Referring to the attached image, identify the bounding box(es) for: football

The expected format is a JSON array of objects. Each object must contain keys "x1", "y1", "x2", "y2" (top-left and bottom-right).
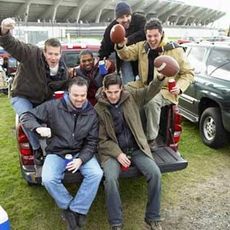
[
  {"x1": 110, "y1": 24, "x2": 125, "y2": 44},
  {"x1": 154, "y1": 55, "x2": 180, "y2": 77}
]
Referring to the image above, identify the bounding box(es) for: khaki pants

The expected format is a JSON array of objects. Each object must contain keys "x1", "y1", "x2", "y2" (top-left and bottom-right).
[
  {"x1": 0, "y1": 69, "x2": 6, "y2": 88},
  {"x1": 143, "y1": 92, "x2": 172, "y2": 140}
]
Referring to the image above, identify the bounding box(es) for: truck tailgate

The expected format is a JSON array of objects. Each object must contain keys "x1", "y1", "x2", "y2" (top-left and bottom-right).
[
  {"x1": 153, "y1": 147, "x2": 188, "y2": 173},
  {"x1": 120, "y1": 147, "x2": 188, "y2": 178}
]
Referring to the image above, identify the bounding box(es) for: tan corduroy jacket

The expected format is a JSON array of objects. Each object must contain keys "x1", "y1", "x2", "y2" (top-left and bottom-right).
[{"x1": 116, "y1": 38, "x2": 194, "y2": 104}]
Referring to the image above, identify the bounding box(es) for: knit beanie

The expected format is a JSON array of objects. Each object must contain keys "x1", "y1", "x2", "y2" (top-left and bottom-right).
[{"x1": 115, "y1": 2, "x2": 132, "y2": 18}]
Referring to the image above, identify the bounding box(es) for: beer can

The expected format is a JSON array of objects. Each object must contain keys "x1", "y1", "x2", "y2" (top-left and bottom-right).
[
  {"x1": 65, "y1": 154, "x2": 73, "y2": 165},
  {"x1": 168, "y1": 79, "x2": 176, "y2": 92},
  {"x1": 99, "y1": 60, "x2": 108, "y2": 75}
]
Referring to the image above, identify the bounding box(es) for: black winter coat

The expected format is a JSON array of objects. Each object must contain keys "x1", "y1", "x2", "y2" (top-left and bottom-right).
[{"x1": 20, "y1": 96, "x2": 99, "y2": 163}]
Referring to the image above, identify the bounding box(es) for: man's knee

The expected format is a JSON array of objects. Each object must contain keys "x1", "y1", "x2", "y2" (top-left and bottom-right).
[
  {"x1": 104, "y1": 169, "x2": 119, "y2": 181},
  {"x1": 144, "y1": 98, "x2": 161, "y2": 113},
  {"x1": 42, "y1": 172, "x2": 61, "y2": 186},
  {"x1": 145, "y1": 162, "x2": 161, "y2": 180},
  {"x1": 103, "y1": 166, "x2": 119, "y2": 188},
  {"x1": 93, "y1": 167, "x2": 103, "y2": 181}
]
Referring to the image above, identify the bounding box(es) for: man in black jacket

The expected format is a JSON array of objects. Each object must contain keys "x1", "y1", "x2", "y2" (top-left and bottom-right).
[
  {"x1": 20, "y1": 77, "x2": 103, "y2": 230},
  {"x1": 98, "y1": 1, "x2": 146, "y2": 84}
]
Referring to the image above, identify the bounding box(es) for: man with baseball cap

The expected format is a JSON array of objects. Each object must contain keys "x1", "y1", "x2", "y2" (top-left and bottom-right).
[{"x1": 98, "y1": 1, "x2": 146, "y2": 84}]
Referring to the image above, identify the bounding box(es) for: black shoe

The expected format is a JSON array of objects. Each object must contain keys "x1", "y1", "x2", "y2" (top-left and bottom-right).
[
  {"x1": 74, "y1": 212, "x2": 87, "y2": 228},
  {"x1": 61, "y1": 209, "x2": 77, "y2": 230},
  {"x1": 33, "y1": 148, "x2": 44, "y2": 166}
]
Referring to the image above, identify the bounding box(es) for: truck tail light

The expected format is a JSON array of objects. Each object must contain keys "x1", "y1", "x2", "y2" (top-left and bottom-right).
[
  {"x1": 17, "y1": 125, "x2": 34, "y2": 165},
  {"x1": 169, "y1": 105, "x2": 183, "y2": 151},
  {"x1": 173, "y1": 124, "x2": 182, "y2": 143}
]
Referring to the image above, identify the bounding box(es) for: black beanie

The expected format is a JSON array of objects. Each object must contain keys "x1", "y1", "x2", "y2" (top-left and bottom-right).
[{"x1": 115, "y1": 2, "x2": 132, "y2": 18}]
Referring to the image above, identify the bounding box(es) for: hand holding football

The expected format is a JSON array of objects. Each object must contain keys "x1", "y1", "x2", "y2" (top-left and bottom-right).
[
  {"x1": 110, "y1": 24, "x2": 125, "y2": 44},
  {"x1": 154, "y1": 55, "x2": 180, "y2": 77}
]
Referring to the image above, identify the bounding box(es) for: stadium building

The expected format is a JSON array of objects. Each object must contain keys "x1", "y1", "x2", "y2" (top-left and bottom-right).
[{"x1": 0, "y1": 0, "x2": 227, "y2": 44}]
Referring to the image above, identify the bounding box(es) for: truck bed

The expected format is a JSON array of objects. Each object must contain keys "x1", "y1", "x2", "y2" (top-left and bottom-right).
[{"x1": 21, "y1": 146, "x2": 188, "y2": 185}]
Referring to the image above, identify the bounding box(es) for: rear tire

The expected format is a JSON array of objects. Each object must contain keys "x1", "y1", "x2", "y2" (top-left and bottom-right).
[{"x1": 199, "y1": 107, "x2": 227, "y2": 148}]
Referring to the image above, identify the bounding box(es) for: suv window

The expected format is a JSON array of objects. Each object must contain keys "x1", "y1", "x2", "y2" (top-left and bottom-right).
[
  {"x1": 62, "y1": 52, "x2": 79, "y2": 68},
  {"x1": 187, "y1": 46, "x2": 206, "y2": 73},
  {"x1": 207, "y1": 48, "x2": 230, "y2": 80}
]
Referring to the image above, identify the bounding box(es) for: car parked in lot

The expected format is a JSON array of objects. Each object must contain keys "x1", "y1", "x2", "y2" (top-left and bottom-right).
[
  {"x1": 16, "y1": 104, "x2": 187, "y2": 185},
  {"x1": 0, "y1": 46, "x2": 18, "y2": 74},
  {"x1": 179, "y1": 42, "x2": 230, "y2": 148}
]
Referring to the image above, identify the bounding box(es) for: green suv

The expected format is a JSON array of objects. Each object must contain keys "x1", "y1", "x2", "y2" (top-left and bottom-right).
[{"x1": 179, "y1": 42, "x2": 230, "y2": 148}]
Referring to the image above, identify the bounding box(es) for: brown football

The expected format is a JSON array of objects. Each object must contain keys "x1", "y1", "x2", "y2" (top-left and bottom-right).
[
  {"x1": 154, "y1": 55, "x2": 180, "y2": 77},
  {"x1": 110, "y1": 24, "x2": 125, "y2": 44}
]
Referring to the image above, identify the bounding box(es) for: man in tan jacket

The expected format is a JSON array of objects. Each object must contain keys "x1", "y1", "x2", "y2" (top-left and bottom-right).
[{"x1": 116, "y1": 18, "x2": 194, "y2": 150}]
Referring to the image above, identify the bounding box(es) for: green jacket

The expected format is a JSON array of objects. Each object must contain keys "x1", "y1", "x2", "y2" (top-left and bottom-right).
[
  {"x1": 95, "y1": 78, "x2": 163, "y2": 165},
  {"x1": 116, "y1": 38, "x2": 194, "y2": 104}
]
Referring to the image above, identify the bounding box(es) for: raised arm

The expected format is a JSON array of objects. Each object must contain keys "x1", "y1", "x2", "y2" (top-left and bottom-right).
[{"x1": 0, "y1": 18, "x2": 40, "y2": 62}]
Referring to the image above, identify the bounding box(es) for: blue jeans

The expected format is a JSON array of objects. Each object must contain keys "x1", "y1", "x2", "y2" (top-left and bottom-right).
[
  {"x1": 42, "y1": 154, "x2": 103, "y2": 214},
  {"x1": 103, "y1": 150, "x2": 161, "y2": 226},
  {"x1": 11, "y1": 96, "x2": 40, "y2": 150},
  {"x1": 120, "y1": 61, "x2": 135, "y2": 84}
]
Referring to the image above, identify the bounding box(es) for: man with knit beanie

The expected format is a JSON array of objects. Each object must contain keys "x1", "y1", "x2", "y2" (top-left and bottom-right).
[{"x1": 98, "y1": 1, "x2": 146, "y2": 84}]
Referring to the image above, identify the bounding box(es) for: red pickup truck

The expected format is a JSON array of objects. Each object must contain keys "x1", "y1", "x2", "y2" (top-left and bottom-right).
[
  {"x1": 16, "y1": 104, "x2": 187, "y2": 185},
  {"x1": 15, "y1": 40, "x2": 187, "y2": 185}
]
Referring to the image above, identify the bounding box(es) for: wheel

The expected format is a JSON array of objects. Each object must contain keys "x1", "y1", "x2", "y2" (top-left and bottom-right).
[{"x1": 199, "y1": 107, "x2": 228, "y2": 148}]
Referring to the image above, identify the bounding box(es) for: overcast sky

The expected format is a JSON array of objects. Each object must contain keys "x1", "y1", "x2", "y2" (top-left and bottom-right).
[{"x1": 181, "y1": 0, "x2": 230, "y2": 28}]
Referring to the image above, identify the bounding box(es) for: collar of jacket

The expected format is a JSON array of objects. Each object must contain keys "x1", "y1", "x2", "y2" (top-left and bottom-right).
[
  {"x1": 78, "y1": 64, "x2": 99, "y2": 78},
  {"x1": 57, "y1": 93, "x2": 94, "y2": 114},
  {"x1": 96, "y1": 87, "x2": 130, "y2": 106},
  {"x1": 142, "y1": 35, "x2": 169, "y2": 54}
]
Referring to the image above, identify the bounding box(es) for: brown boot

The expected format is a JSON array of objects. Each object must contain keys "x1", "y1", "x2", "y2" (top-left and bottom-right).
[{"x1": 145, "y1": 220, "x2": 162, "y2": 230}]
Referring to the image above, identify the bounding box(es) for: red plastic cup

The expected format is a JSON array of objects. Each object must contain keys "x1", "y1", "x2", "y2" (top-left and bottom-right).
[
  {"x1": 120, "y1": 164, "x2": 129, "y2": 171},
  {"x1": 168, "y1": 79, "x2": 176, "y2": 92},
  {"x1": 54, "y1": 91, "x2": 64, "y2": 99}
]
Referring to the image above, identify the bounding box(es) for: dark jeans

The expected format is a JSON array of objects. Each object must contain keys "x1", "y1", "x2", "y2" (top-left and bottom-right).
[{"x1": 103, "y1": 149, "x2": 161, "y2": 226}]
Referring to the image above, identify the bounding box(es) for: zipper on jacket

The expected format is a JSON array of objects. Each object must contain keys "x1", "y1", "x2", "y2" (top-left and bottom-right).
[{"x1": 72, "y1": 113, "x2": 78, "y2": 138}]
